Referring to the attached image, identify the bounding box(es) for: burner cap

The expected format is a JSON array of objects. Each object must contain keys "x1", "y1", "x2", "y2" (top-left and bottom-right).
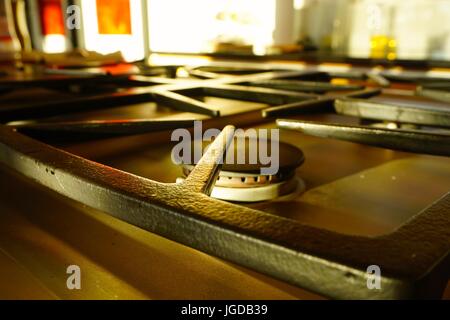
[
  {"x1": 179, "y1": 136, "x2": 305, "y2": 202},
  {"x1": 184, "y1": 136, "x2": 305, "y2": 174}
]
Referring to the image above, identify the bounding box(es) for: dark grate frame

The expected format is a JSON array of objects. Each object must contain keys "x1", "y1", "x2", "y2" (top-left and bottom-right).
[{"x1": 0, "y1": 64, "x2": 448, "y2": 299}]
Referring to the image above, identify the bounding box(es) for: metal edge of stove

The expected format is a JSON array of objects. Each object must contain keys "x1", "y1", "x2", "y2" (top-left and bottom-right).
[{"x1": 0, "y1": 124, "x2": 449, "y2": 300}]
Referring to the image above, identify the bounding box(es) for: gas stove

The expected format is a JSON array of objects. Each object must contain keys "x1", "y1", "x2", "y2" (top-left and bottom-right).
[{"x1": 0, "y1": 59, "x2": 449, "y2": 299}]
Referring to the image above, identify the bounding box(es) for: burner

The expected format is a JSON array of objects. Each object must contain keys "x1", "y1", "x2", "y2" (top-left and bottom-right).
[{"x1": 178, "y1": 136, "x2": 305, "y2": 202}]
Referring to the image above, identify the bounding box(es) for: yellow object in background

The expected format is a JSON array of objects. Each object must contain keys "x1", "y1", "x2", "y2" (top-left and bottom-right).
[{"x1": 370, "y1": 35, "x2": 396, "y2": 60}]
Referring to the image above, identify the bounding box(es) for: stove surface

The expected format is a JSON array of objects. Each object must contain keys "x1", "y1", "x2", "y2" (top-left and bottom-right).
[{"x1": 0, "y1": 59, "x2": 449, "y2": 299}]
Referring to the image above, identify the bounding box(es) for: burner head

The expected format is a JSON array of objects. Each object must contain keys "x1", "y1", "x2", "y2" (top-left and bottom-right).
[
  {"x1": 184, "y1": 135, "x2": 305, "y2": 173},
  {"x1": 179, "y1": 136, "x2": 305, "y2": 202}
]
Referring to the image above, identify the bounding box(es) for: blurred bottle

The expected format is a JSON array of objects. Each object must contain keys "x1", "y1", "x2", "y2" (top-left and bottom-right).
[
  {"x1": 7, "y1": 0, "x2": 33, "y2": 52},
  {"x1": 5, "y1": 0, "x2": 70, "y2": 54},
  {"x1": 366, "y1": 1, "x2": 396, "y2": 60},
  {"x1": 331, "y1": 0, "x2": 351, "y2": 56},
  {"x1": 0, "y1": 1, "x2": 21, "y2": 54}
]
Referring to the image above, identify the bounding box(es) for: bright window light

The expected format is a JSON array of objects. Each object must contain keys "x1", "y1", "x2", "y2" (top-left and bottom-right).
[
  {"x1": 42, "y1": 34, "x2": 66, "y2": 53},
  {"x1": 147, "y1": 0, "x2": 275, "y2": 55},
  {"x1": 80, "y1": 0, "x2": 144, "y2": 62}
]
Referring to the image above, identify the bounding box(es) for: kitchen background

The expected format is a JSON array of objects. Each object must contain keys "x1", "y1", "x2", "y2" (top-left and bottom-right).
[{"x1": 0, "y1": 0, "x2": 449, "y2": 62}]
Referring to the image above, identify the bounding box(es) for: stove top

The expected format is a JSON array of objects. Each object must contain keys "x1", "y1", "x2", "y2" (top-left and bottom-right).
[{"x1": 0, "y1": 60, "x2": 449, "y2": 299}]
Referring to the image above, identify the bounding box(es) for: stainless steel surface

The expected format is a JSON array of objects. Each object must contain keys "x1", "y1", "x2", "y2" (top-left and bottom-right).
[
  {"x1": 11, "y1": 119, "x2": 196, "y2": 137},
  {"x1": 247, "y1": 79, "x2": 364, "y2": 93},
  {"x1": 417, "y1": 86, "x2": 450, "y2": 104},
  {"x1": 276, "y1": 119, "x2": 450, "y2": 156},
  {"x1": 262, "y1": 88, "x2": 382, "y2": 118},
  {"x1": 335, "y1": 97, "x2": 450, "y2": 128}
]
